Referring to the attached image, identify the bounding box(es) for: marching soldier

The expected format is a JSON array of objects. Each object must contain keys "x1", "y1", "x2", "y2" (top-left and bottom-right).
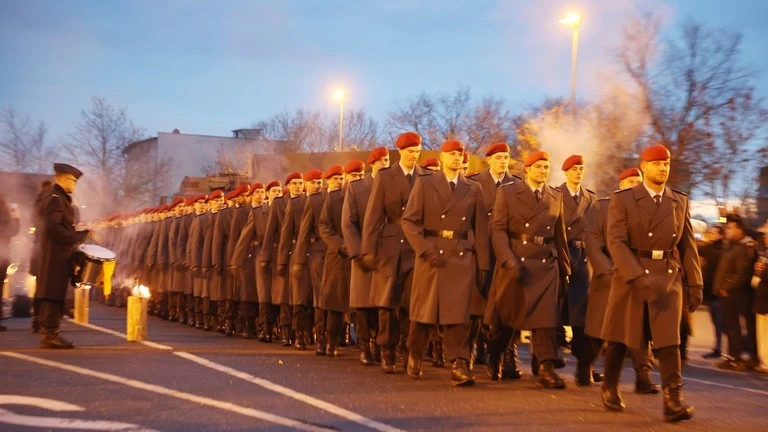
[
  {"x1": 230, "y1": 183, "x2": 267, "y2": 339},
  {"x1": 185, "y1": 195, "x2": 208, "y2": 328},
  {"x1": 166, "y1": 198, "x2": 186, "y2": 322},
  {"x1": 600, "y1": 145, "x2": 702, "y2": 422},
  {"x1": 361, "y1": 132, "x2": 427, "y2": 373},
  {"x1": 202, "y1": 190, "x2": 226, "y2": 331},
  {"x1": 316, "y1": 162, "x2": 362, "y2": 356},
  {"x1": 342, "y1": 147, "x2": 390, "y2": 365},
  {"x1": 260, "y1": 174, "x2": 299, "y2": 346},
  {"x1": 401, "y1": 140, "x2": 490, "y2": 386},
  {"x1": 584, "y1": 168, "x2": 660, "y2": 393},
  {"x1": 36, "y1": 163, "x2": 89, "y2": 348},
  {"x1": 557, "y1": 155, "x2": 599, "y2": 385},
  {"x1": 178, "y1": 196, "x2": 198, "y2": 325},
  {"x1": 484, "y1": 150, "x2": 571, "y2": 389},
  {"x1": 467, "y1": 142, "x2": 522, "y2": 378}
]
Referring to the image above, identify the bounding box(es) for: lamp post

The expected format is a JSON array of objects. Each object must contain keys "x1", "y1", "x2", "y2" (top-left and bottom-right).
[
  {"x1": 559, "y1": 12, "x2": 582, "y2": 116},
  {"x1": 333, "y1": 89, "x2": 345, "y2": 150}
]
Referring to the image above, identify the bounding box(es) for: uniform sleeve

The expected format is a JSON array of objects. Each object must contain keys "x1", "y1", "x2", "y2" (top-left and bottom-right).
[
  {"x1": 211, "y1": 212, "x2": 228, "y2": 267},
  {"x1": 606, "y1": 194, "x2": 644, "y2": 282},
  {"x1": 489, "y1": 187, "x2": 518, "y2": 267},
  {"x1": 361, "y1": 173, "x2": 386, "y2": 256},
  {"x1": 231, "y1": 212, "x2": 256, "y2": 267},
  {"x1": 277, "y1": 202, "x2": 296, "y2": 266},
  {"x1": 553, "y1": 196, "x2": 571, "y2": 277},
  {"x1": 341, "y1": 185, "x2": 362, "y2": 257},
  {"x1": 677, "y1": 198, "x2": 704, "y2": 289},
  {"x1": 258, "y1": 204, "x2": 278, "y2": 263},
  {"x1": 473, "y1": 186, "x2": 491, "y2": 271},
  {"x1": 401, "y1": 176, "x2": 431, "y2": 257},
  {"x1": 293, "y1": 198, "x2": 314, "y2": 265},
  {"x1": 319, "y1": 194, "x2": 344, "y2": 253},
  {"x1": 585, "y1": 203, "x2": 612, "y2": 276},
  {"x1": 44, "y1": 196, "x2": 83, "y2": 246}
]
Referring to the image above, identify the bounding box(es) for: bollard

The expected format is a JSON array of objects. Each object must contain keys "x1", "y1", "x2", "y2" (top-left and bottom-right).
[
  {"x1": 73, "y1": 286, "x2": 90, "y2": 324},
  {"x1": 126, "y1": 295, "x2": 148, "y2": 341}
]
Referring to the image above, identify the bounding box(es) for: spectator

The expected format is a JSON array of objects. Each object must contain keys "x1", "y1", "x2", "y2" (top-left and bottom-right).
[
  {"x1": 699, "y1": 225, "x2": 726, "y2": 358},
  {"x1": 752, "y1": 230, "x2": 768, "y2": 373}
]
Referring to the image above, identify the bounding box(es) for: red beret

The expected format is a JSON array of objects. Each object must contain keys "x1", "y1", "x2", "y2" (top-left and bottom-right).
[
  {"x1": 395, "y1": 131, "x2": 422, "y2": 150},
  {"x1": 285, "y1": 172, "x2": 302, "y2": 184},
  {"x1": 303, "y1": 169, "x2": 324, "y2": 182},
  {"x1": 344, "y1": 160, "x2": 364, "y2": 173},
  {"x1": 156, "y1": 205, "x2": 170, "y2": 213},
  {"x1": 421, "y1": 158, "x2": 439, "y2": 169},
  {"x1": 618, "y1": 167, "x2": 642, "y2": 181},
  {"x1": 207, "y1": 190, "x2": 223, "y2": 201},
  {"x1": 170, "y1": 197, "x2": 185, "y2": 208},
  {"x1": 367, "y1": 147, "x2": 389, "y2": 164},
  {"x1": 561, "y1": 155, "x2": 585, "y2": 171},
  {"x1": 641, "y1": 144, "x2": 671, "y2": 162},
  {"x1": 462, "y1": 152, "x2": 469, "y2": 163},
  {"x1": 226, "y1": 184, "x2": 249, "y2": 200},
  {"x1": 185, "y1": 195, "x2": 206, "y2": 206},
  {"x1": 266, "y1": 180, "x2": 281, "y2": 191},
  {"x1": 485, "y1": 142, "x2": 511, "y2": 157},
  {"x1": 524, "y1": 150, "x2": 550, "y2": 168},
  {"x1": 324, "y1": 165, "x2": 344, "y2": 179},
  {"x1": 250, "y1": 182, "x2": 265, "y2": 192},
  {"x1": 440, "y1": 139, "x2": 465, "y2": 153}
]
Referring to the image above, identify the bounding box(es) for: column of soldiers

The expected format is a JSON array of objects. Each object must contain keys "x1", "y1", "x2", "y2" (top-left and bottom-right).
[{"x1": 97, "y1": 134, "x2": 702, "y2": 422}]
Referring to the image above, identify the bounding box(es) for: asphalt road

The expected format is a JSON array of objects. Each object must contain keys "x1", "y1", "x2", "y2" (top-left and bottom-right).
[{"x1": 1, "y1": 303, "x2": 767, "y2": 432}]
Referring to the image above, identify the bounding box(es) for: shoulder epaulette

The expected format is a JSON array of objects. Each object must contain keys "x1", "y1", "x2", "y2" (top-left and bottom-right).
[
  {"x1": 500, "y1": 182, "x2": 515, "y2": 188},
  {"x1": 511, "y1": 174, "x2": 523, "y2": 180},
  {"x1": 670, "y1": 188, "x2": 688, "y2": 196},
  {"x1": 467, "y1": 172, "x2": 481, "y2": 180},
  {"x1": 378, "y1": 166, "x2": 393, "y2": 172},
  {"x1": 615, "y1": 188, "x2": 632, "y2": 194},
  {"x1": 584, "y1": 188, "x2": 597, "y2": 195},
  {"x1": 418, "y1": 171, "x2": 433, "y2": 177},
  {"x1": 549, "y1": 186, "x2": 563, "y2": 194},
  {"x1": 599, "y1": 196, "x2": 611, "y2": 201}
]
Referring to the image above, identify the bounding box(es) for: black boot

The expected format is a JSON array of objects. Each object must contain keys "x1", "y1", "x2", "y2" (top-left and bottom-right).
[
  {"x1": 40, "y1": 328, "x2": 74, "y2": 349},
  {"x1": 501, "y1": 345, "x2": 523, "y2": 380},
  {"x1": 407, "y1": 352, "x2": 423, "y2": 379},
  {"x1": 294, "y1": 330, "x2": 308, "y2": 350},
  {"x1": 451, "y1": 358, "x2": 475, "y2": 387},
  {"x1": 536, "y1": 361, "x2": 566, "y2": 389},
  {"x1": 663, "y1": 383, "x2": 693, "y2": 422},
  {"x1": 602, "y1": 343, "x2": 627, "y2": 412},
  {"x1": 381, "y1": 347, "x2": 397, "y2": 374},
  {"x1": 359, "y1": 340, "x2": 374, "y2": 366},
  {"x1": 372, "y1": 340, "x2": 382, "y2": 363},
  {"x1": 635, "y1": 366, "x2": 661, "y2": 394},
  {"x1": 203, "y1": 315, "x2": 213, "y2": 331},
  {"x1": 576, "y1": 363, "x2": 594, "y2": 387},
  {"x1": 280, "y1": 326, "x2": 293, "y2": 347},
  {"x1": 31, "y1": 316, "x2": 39, "y2": 333},
  {"x1": 316, "y1": 332, "x2": 328, "y2": 356},
  {"x1": 340, "y1": 323, "x2": 351, "y2": 347},
  {"x1": 475, "y1": 341, "x2": 489, "y2": 366},
  {"x1": 224, "y1": 319, "x2": 235, "y2": 337},
  {"x1": 486, "y1": 351, "x2": 503, "y2": 381},
  {"x1": 432, "y1": 338, "x2": 446, "y2": 368},
  {"x1": 326, "y1": 338, "x2": 339, "y2": 357},
  {"x1": 259, "y1": 323, "x2": 273, "y2": 343}
]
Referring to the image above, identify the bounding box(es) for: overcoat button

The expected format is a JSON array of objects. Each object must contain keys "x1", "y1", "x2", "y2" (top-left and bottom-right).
[
  {"x1": 439, "y1": 250, "x2": 444, "y2": 254},
  {"x1": 520, "y1": 257, "x2": 525, "y2": 262},
  {"x1": 542, "y1": 259, "x2": 546, "y2": 263},
  {"x1": 525, "y1": 223, "x2": 530, "y2": 227},
  {"x1": 648, "y1": 232, "x2": 653, "y2": 237},
  {"x1": 667, "y1": 269, "x2": 673, "y2": 274},
  {"x1": 645, "y1": 269, "x2": 650, "y2": 274}
]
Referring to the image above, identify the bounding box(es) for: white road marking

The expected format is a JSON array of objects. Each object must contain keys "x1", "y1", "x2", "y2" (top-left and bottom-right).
[
  {"x1": 0, "y1": 394, "x2": 156, "y2": 431},
  {"x1": 175, "y1": 351, "x2": 406, "y2": 432},
  {"x1": 0, "y1": 351, "x2": 335, "y2": 432},
  {"x1": 66, "y1": 317, "x2": 406, "y2": 432},
  {"x1": 64, "y1": 317, "x2": 173, "y2": 350}
]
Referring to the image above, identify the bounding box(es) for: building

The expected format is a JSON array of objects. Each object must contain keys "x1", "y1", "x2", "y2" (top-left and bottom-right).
[{"x1": 123, "y1": 129, "x2": 286, "y2": 205}]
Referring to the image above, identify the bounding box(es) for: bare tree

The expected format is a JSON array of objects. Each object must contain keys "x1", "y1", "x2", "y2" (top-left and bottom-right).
[
  {"x1": 253, "y1": 108, "x2": 326, "y2": 153},
  {"x1": 617, "y1": 14, "x2": 762, "y2": 192},
  {"x1": 327, "y1": 108, "x2": 381, "y2": 151},
  {"x1": 0, "y1": 106, "x2": 52, "y2": 172},
  {"x1": 466, "y1": 96, "x2": 514, "y2": 153},
  {"x1": 386, "y1": 87, "x2": 472, "y2": 149},
  {"x1": 66, "y1": 97, "x2": 146, "y2": 205}
]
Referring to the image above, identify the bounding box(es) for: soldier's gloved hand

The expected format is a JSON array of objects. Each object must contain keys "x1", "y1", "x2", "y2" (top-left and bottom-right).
[
  {"x1": 501, "y1": 260, "x2": 521, "y2": 280},
  {"x1": 630, "y1": 275, "x2": 662, "y2": 303},
  {"x1": 476, "y1": 270, "x2": 489, "y2": 289},
  {"x1": 685, "y1": 286, "x2": 703, "y2": 313},
  {"x1": 422, "y1": 249, "x2": 446, "y2": 268},
  {"x1": 276, "y1": 264, "x2": 287, "y2": 276},
  {"x1": 359, "y1": 254, "x2": 378, "y2": 272}
]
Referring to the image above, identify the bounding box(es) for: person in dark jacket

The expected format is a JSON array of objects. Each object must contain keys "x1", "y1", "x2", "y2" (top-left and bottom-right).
[
  {"x1": 0, "y1": 196, "x2": 21, "y2": 332},
  {"x1": 29, "y1": 180, "x2": 52, "y2": 332},
  {"x1": 714, "y1": 214, "x2": 758, "y2": 370},
  {"x1": 699, "y1": 225, "x2": 725, "y2": 358},
  {"x1": 752, "y1": 231, "x2": 768, "y2": 373},
  {"x1": 36, "y1": 163, "x2": 90, "y2": 348}
]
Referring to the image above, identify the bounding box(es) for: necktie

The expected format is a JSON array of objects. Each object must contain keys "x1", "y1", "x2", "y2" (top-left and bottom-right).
[
  {"x1": 406, "y1": 173, "x2": 413, "y2": 186},
  {"x1": 496, "y1": 180, "x2": 501, "y2": 187},
  {"x1": 654, "y1": 194, "x2": 661, "y2": 207},
  {"x1": 534, "y1": 190, "x2": 542, "y2": 202},
  {"x1": 450, "y1": 181, "x2": 456, "y2": 193}
]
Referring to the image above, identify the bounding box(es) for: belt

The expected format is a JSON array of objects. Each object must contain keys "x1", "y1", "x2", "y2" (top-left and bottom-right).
[
  {"x1": 511, "y1": 232, "x2": 552, "y2": 245},
  {"x1": 569, "y1": 240, "x2": 586, "y2": 249},
  {"x1": 632, "y1": 248, "x2": 672, "y2": 260},
  {"x1": 425, "y1": 229, "x2": 468, "y2": 240}
]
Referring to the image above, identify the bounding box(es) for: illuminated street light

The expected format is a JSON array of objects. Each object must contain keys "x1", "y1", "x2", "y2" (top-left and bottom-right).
[
  {"x1": 559, "y1": 12, "x2": 582, "y2": 115},
  {"x1": 333, "y1": 89, "x2": 345, "y2": 150}
]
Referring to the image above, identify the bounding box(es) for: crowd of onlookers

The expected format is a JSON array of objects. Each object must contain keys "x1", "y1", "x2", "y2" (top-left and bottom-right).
[{"x1": 695, "y1": 214, "x2": 768, "y2": 373}]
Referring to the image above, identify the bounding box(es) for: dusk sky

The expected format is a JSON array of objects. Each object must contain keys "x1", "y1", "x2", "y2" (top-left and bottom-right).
[{"x1": 1, "y1": 0, "x2": 767, "y2": 141}]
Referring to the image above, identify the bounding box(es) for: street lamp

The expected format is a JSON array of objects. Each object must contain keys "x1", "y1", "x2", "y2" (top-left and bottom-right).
[
  {"x1": 559, "y1": 12, "x2": 582, "y2": 116},
  {"x1": 333, "y1": 89, "x2": 345, "y2": 151}
]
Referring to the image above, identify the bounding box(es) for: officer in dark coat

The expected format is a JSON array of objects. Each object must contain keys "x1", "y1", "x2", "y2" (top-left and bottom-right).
[
  {"x1": 467, "y1": 142, "x2": 520, "y2": 377},
  {"x1": 600, "y1": 144, "x2": 703, "y2": 422},
  {"x1": 361, "y1": 132, "x2": 427, "y2": 373},
  {"x1": 484, "y1": 150, "x2": 571, "y2": 389},
  {"x1": 29, "y1": 180, "x2": 52, "y2": 332},
  {"x1": 584, "y1": 168, "x2": 660, "y2": 394},
  {"x1": 402, "y1": 140, "x2": 490, "y2": 386},
  {"x1": 557, "y1": 155, "x2": 598, "y2": 385},
  {"x1": 260, "y1": 175, "x2": 297, "y2": 346},
  {"x1": 342, "y1": 147, "x2": 390, "y2": 365},
  {"x1": 36, "y1": 163, "x2": 89, "y2": 348},
  {"x1": 317, "y1": 162, "x2": 362, "y2": 356},
  {"x1": 251, "y1": 181, "x2": 282, "y2": 341}
]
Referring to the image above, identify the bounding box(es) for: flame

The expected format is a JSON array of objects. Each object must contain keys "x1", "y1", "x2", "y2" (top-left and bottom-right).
[{"x1": 131, "y1": 284, "x2": 151, "y2": 298}]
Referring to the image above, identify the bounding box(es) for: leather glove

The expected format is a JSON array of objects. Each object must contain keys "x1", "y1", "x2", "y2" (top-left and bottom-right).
[
  {"x1": 501, "y1": 260, "x2": 521, "y2": 281},
  {"x1": 359, "y1": 254, "x2": 378, "y2": 272},
  {"x1": 685, "y1": 286, "x2": 703, "y2": 313},
  {"x1": 422, "y1": 249, "x2": 446, "y2": 268},
  {"x1": 630, "y1": 275, "x2": 662, "y2": 303},
  {"x1": 476, "y1": 270, "x2": 489, "y2": 290}
]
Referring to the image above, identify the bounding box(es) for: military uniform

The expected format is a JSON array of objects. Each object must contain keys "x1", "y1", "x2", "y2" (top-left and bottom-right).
[{"x1": 258, "y1": 195, "x2": 291, "y2": 343}]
